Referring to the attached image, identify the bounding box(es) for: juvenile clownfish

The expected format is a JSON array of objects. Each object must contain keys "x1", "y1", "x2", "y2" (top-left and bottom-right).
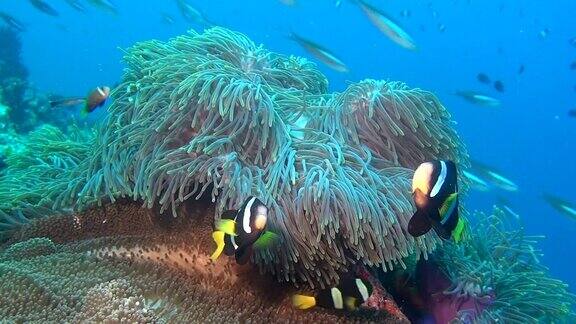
[
  {"x1": 408, "y1": 160, "x2": 466, "y2": 242},
  {"x1": 210, "y1": 197, "x2": 277, "y2": 265},
  {"x1": 292, "y1": 275, "x2": 373, "y2": 311}
]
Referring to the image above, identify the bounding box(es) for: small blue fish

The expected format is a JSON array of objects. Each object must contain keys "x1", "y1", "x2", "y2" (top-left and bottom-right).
[
  {"x1": 470, "y1": 160, "x2": 518, "y2": 192},
  {"x1": 462, "y1": 170, "x2": 490, "y2": 192},
  {"x1": 65, "y1": 0, "x2": 86, "y2": 12},
  {"x1": 176, "y1": 0, "x2": 212, "y2": 26},
  {"x1": 354, "y1": 0, "x2": 417, "y2": 50},
  {"x1": 289, "y1": 32, "x2": 349, "y2": 73},
  {"x1": 476, "y1": 73, "x2": 491, "y2": 84},
  {"x1": 493, "y1": 80, "x2": 505, "y2": 92},
  {"x1": 496, "y1": 197, "x2": 520, "y2": 220},
  {"x1": 543, "y1": 194, "x2": 576, "y2": 220},
  {"x1": 87, "y1": 0, "x2": 118, "y2": 15},
  {"x1": 29, "y1": 0, "x2": 59, "y2": 17},
  {"x1": 455, "y1": 91, "x2": 501, "y2": 107},
  {"x1": 0, "y1": 12, "x2": 26, "y2": 32}
]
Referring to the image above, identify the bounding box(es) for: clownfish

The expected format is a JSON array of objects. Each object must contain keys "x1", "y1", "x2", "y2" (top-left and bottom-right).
[
  {"x1": 408, "y1": 160, "x2": 466, "y2": 242},
  {"x1": 82, "y1": 86, "x2": 110, "y2": 117},
  {"x1": 210, "y1": 197, "x2": 278, "y2": 265},
  {"x1": 292, "y1": 275, "x2": 373, "y2": 311}
]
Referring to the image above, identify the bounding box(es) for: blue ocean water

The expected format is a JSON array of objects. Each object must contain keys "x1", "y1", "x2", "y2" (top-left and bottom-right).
[{"x1": 1, "y1": 0, "x2": 575, "y2": 296}]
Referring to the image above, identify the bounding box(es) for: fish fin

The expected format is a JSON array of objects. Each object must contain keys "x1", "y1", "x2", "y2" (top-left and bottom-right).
[
  {"x1": 235, "y1": 245, "x2": 253, "y2": 265},
  {"x1": 451, "y1": 217, "x2": 467, "y2": 243},
  {"x1": 80, "y1": 105, "x2": 89, "y2": 118},
  {"x1": 344, "y1": 297, "x2": 358, "y2": 311},
  {"x1": 439, "y1": 193, "x2": 458, "y2": 221},
  {"x1": 292, "y1": 294, "x2": 316, "y2": 310},
  {"x1": 252, "y1": 231, "x2": 279, "y2": 250},
  {"x1": 210, "y1": 231, "x2": 225, "y2": 261},
  {"x1": 408, "y1": 209, "x2": 433, "y2": 237},
  {"x1": 431, "y1": 220, "x2": 451, "y2": 240},
  {"x1": 223, "y1": 233, "x2": 236, "y2": 256},
  {"x1": 215, "y1": 219, "x2": 236, "y2": 236}
]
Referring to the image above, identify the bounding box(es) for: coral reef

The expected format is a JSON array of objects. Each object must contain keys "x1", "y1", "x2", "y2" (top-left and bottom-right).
[
  {"x1": 0, "y1": 27, "x2": 76, "y2": 134},
  {"x1": 0, "y1": 197, "x2": 407, "y2": 323},
  {"x1": 0, "y1": 26, "x2": 32, "y2": 132},
  {"x1": 430, "y1": 207, "x2": 575, "y2": 323},
  {"x1": 0, "y1": 27, "x2": 466, "y2": 288}
]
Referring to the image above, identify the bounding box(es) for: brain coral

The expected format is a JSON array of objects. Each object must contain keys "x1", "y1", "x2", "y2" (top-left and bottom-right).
[{"x1": 0, "y1": 27, "x2": 467, "y2": 287}]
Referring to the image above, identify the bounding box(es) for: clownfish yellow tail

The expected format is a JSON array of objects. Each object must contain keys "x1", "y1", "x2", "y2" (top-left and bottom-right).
[
  {"x1": 344, "y1": 297, "x2": 358, "y2": 311},
  {"x1": 292, "y1": 294, "x2": 316, "y2": 310},
  {"x1": 210, "y1": 230, "x2": 225, "y2": 261}
]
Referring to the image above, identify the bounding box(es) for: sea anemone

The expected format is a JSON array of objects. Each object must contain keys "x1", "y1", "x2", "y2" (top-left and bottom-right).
[
  {"x1": 431, "y1": 207, "x2": 575, "y2": 323},
  {"x1": 0, "y1": 27, "x2": 465, "y2": 287}
]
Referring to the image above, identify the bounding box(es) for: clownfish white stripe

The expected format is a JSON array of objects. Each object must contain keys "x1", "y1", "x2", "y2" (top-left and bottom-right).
[
  {"x1": 356, "y1": 279, "x2": 369, "y2": 301},
  {"x1": 331, "y1": 288, "x2": 343, "y2": 309},
  {"x1": 230, "y1": 234, "x2": 239, "y2": 250},
  {"x1": 96, "y1": 87, "x2": 106, "y2": 96},
  {"x1": 430, "y1": 161, "x2": 447, "y2": 198},
  {"x1": 243, "y1": 197, "x2": 257, "y2": 233}
]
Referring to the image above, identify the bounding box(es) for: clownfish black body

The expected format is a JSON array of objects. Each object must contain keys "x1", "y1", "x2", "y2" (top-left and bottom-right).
[
  {"x1": 292, "y1": 275, "x2": 373, "y2": 311},
  {"x1": 82, "y1": 86, "x2": 110, "y2": 117},
  {"x1": 408, "y1": 160, "x2": 466, "y2": 242},
  {"x1": 211, "y1": 197, "x2": 277, "y2": 265}
]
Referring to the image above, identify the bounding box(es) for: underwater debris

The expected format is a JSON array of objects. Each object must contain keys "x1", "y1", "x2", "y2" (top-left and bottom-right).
[{"x1": 0, "y1": 27, "x2": 465, "y2": 288}]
